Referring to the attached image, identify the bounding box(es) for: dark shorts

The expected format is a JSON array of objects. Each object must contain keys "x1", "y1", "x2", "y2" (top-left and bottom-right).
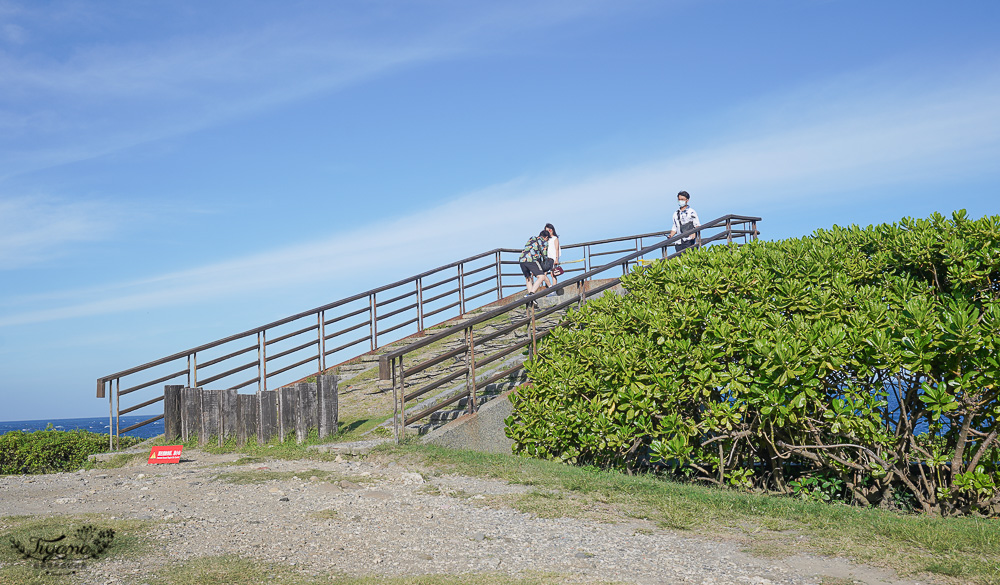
[
  {"x1": 675, "y1": 239, "x2": 696, "y2": 253},
  {"x1": 520, "y1": 261, "x2": 544, "y2": 278}
]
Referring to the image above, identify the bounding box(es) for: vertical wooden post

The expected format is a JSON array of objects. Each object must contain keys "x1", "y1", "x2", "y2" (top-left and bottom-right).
[
  {"x1": 192, "y1": 353, "x2": 199, "y2": 387},
  {"x1": 258, "y1": 390, "x2": 278, "y2": 444},
  {"x1": 181, "y1": 387, "x2": 202, "y2": 443},
  {"x1": 318, "y1": 311, "x2": 326, "y2": 373},
  {"x1": 107, "y1": 380, "x2": 114, "y2": 450},
  {"x1": 394, "y1": 357, "x2": 406, "y2": 444},
  {"x1": 278, "y1": 386, "x2": 297, "y2": 442},
  {"x1": 529, "y1": 302, "x2": 537, "y2": 359},
  {"x1": 237, "y1": 394, "x2": 258, "y2": 445},
  {"x1": 466, "y1": 326, "x2": 477, "y2": 415},
  {"x1": 164, "y1": 385, "x2": 183, "y2": 441},
  {"x1": 221, "y1": 388, "x2": 237, "y2": 445},
  {"x1": 458, "y1": 263, "x2": 466, "y2": 315},
  {"x1": 726, "y1": 218, "x2": 733, "y2": 244},
  {"x1": 495, "y1": 251, "x2": 502, "y2": 301},
  {"x1": 416, "y1": 278, "x2": 424, "y2": 332},
  {"x1": 201, "y1": 389, "x2": 222, "y2": 447},
  {"x1": 369, "y1": 294, "x2": 377, "y2": 351},
  {"x1": 318, "y1": 374, "x2": 338, "y2": 439},
  {"x1": 296, "y1": 381, "x2": 317, "y2": 444},
  {"x1": 261, "y1": 330, "x2": 268, "y2": 392},
  {"x1": 114, "y1": 379, "x2": 120, "y2": 450}
]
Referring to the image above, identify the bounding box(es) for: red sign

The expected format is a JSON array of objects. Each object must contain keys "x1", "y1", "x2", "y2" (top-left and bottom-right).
[{"x1": 147, "y1": 445, "x2": 183, "y2": 464}]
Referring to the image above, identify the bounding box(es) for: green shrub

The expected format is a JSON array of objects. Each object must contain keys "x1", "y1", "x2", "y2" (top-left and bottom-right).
[
  {"x1": 0, "y1": 428, "x2": 143, "y2": 474},
  {"x1": 507, "y1": 211, "x2": 1000, "y2": 517}
]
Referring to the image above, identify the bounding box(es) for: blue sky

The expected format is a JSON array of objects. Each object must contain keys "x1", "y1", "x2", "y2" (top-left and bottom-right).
[{"x1": 1, "y1": 0, "x2": 998, "y2": 422}]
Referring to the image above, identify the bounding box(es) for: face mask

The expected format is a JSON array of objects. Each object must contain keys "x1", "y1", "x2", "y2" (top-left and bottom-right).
[{"x1": 678, "y1": 199, "x2": 687, "y2": 207}]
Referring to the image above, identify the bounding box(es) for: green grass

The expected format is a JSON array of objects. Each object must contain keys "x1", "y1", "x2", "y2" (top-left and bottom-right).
[
  {"x1": 92, "y1": 451, "x2": 149, "y2": 469},
  {"x1": 141, "y1": 556, "x2": 581, "y2": 585},
  {"x1": 375, "y1": 444, "x2": 1000, "y2": 585},
  {"x1": 135, "y1": 418, "x2": 393, "y2": 466}
]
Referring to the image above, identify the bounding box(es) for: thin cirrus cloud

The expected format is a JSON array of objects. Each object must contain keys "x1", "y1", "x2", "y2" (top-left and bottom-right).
[
  {"x1": 0, "y1": 195, "x2": 122, "y2": 269},
  {"x1": 2, "y1": 71, "x2": 998, "y2": 329},
  {"x1": 0, "y1": 34, "x2": 445, "y2": 179},
  {"x1": 0, "y1": 1, "x2": 616, "y2": 180}
]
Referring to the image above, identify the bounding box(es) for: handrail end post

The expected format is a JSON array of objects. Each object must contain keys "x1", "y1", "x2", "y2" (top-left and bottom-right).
[{"x1": 378, "y1": 355, "x2": 391, "y2": 380}]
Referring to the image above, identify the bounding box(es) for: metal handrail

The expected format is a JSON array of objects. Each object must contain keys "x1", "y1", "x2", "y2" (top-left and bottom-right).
[
  {"x1": 378, "y1": 214, "x2": 761, "y2": 441},
  {"x1": 95, "y1": 223, "x2": 717, "y2": 446}
]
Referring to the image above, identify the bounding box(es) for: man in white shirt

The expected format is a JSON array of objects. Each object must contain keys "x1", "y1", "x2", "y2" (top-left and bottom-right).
[{"x1": 667, "y1": 190, "x2": 700, "y2": 257}]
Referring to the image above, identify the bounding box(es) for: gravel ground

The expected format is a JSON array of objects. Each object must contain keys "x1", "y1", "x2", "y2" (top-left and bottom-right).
[{"x1": 0, "y1": 449, "x2": 937, "y2": 585}]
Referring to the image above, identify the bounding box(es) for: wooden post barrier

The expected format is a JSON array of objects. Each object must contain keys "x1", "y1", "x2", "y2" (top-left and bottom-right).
[{"x1": 164, "y1": 374, "x2": 337, "y2": 445}]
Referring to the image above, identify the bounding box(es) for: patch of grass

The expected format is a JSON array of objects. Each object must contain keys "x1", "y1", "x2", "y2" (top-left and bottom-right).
[
  {"x1": 93, "y1": 451, "x2": 148, "y2": 469},
  {"x1": 143, "y1": 555, "x2": 583, "y2": 585},
  {"x1": 381, "y1": 443, "x2": 1000, "y2": 585},
  {"x1": 151, "y1": 416, "x2": 395, "y2": 463},
  {"x1": 332, "y1": 415, "x2": 393, "y2": 443},
  {"x1": 310, "y1": 509, "x2": 340, "y2": 521},
  {"x1": 417, "y1": 484, "x2": 442, "y2": 496}
]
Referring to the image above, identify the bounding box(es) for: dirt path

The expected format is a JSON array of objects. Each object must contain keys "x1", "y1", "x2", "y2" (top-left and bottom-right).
[{"x1": 0, "y1": 448, "x2": 938, "y2": 585}]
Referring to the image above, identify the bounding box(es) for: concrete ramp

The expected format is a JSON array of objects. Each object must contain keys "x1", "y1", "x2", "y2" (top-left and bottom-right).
[{"x1": 420, "y1": 388, "x2": 517, "y2": 454}]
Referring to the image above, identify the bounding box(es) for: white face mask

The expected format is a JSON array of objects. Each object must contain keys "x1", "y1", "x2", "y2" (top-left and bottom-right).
[{"x1": 678, "y1": 199, "x2": 687, "y2": 207}]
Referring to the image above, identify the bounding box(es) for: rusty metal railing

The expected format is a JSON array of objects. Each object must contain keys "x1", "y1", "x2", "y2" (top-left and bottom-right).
[
  {"x1": 96, "y1": 224, "x2": 715, "y2": 447},
  {"x1": 378, "y1": 214, "x2": 761, "y2": 441}
]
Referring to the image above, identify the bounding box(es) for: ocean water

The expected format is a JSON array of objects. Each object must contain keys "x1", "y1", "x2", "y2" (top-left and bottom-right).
[{"x1": 0, "y1": 416, "x2": 164, "y2": 439}]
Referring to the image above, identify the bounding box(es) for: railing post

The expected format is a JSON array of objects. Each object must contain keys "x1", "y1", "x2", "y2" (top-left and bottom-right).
[
  {"x1": 752, "y1": 220, "x2": 758, "y2": 241},
  {"x1": 108, "y1": 380, "x2": 114, "y2": 450},
  {"x1": 726, "y1": 218, "x2": 733, "y2": 244},
  {"x1": 466, "y1": 326, "x2": 477, "y2": 415},
  {"x1": 394, "y1": 357, "x2": 406, "y2": 444},
  {"x1": 458, "y1": 263, "x2": 466, "y2": 315},
  {"x1": 416, "y1": 278, "x2": 424, "y2": 332},
  {"x1": 261, "y1": 330, "x2": 268, "y2": 392},
  {"x1": 370, "y1": 293, "x2": 377, "y2": 351},
  {"x1": 192, "y1": 352, "x2": 199, "y2": 388},
  {"x1": 318, "y1": 311, "x2": 325, "y2": 372},
  {"x1": 529, "y1": 302, "x2": 537, "y2": 358},
  {"x1": 257, "y1": 331, "x2": 263, "y2": 392},
  {"x1": 495, "y1": 251, "x2": 502, "y2": 301},
  {"x1": 114, "y1": 378, "x2": 120, "y2": 450}
]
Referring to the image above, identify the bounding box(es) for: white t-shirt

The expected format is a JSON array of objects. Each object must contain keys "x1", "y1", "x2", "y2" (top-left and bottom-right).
[
  {"x1": 671, "y1": 207, "x2": 700, "y2": 241},
  {"x1": 547, "y1": 236, "x2": 560, "y2": 262}
]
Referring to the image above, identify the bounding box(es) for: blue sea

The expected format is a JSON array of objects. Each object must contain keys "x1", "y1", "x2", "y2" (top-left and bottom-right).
[{"x1": 0, "y1": 416, "x2": 164, "y2": 439}]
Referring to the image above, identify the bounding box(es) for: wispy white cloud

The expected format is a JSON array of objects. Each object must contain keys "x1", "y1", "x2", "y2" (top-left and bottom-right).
[
  {"x1": 2, "y1": 61, "x2": 998, "y2": 327},
  {"x1": 0, "y1": 0, "x2": 618, "y2": 179},
  {"x1": 0, "y1": 195, "x2": 125, "y2": 269}
]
